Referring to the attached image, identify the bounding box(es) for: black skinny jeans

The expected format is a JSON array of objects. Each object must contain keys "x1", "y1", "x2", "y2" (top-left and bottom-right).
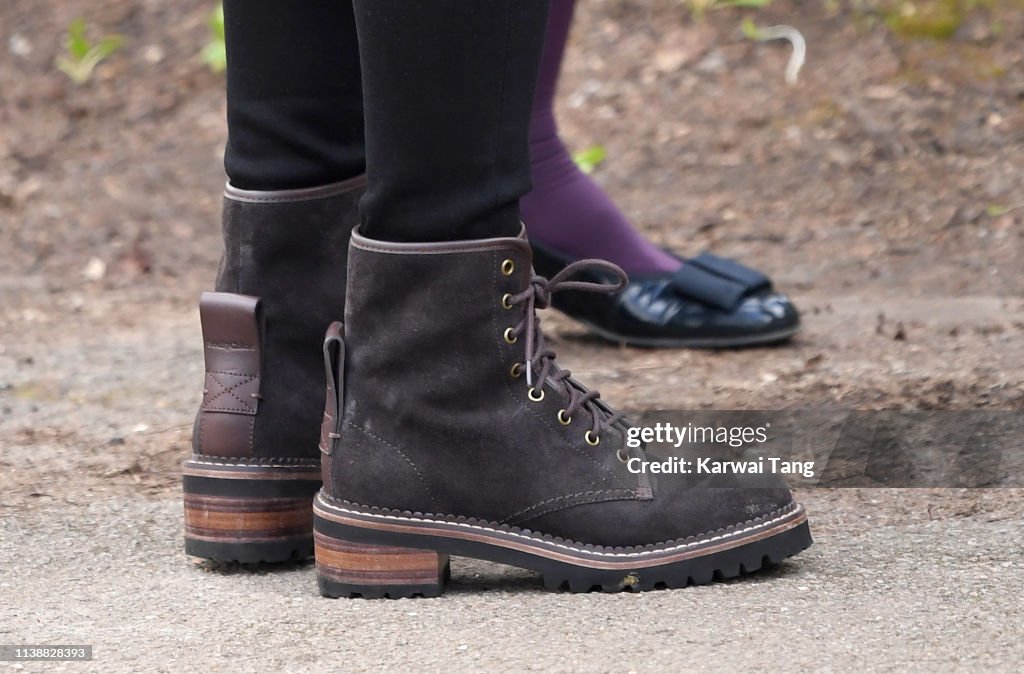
[{"x1": 223, "y1": 0, "x2": 550, "y2": 242}]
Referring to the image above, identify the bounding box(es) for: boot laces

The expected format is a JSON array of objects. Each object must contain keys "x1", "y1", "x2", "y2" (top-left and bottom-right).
[{"x1": 508, "y1": 259, "x2": 629, "y2": 442}]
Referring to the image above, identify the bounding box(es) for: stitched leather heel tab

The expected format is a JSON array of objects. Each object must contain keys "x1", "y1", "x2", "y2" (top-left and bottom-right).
[
  {"x1": 200, "y1": 292, "x2": 262, "y2": 395},
  {"x1": 196, "y1": 292, "x2": 263, "y2": 457},
  {"x1": 320, "y1": 322, "x2": 346, "y2": 456}
]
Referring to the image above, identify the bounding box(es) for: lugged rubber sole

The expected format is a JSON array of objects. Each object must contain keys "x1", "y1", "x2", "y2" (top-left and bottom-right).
[
  {"x1": 182, "y1": 458, "x2": 321, "y2": 564},
  {"x1": 313, "y1": 493, "x2": 812, "y2": 598}
]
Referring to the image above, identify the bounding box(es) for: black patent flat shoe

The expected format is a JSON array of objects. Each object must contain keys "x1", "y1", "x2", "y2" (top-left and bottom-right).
[{"x1": 530, "y1": 241, "x2": 800, "y2": 348}]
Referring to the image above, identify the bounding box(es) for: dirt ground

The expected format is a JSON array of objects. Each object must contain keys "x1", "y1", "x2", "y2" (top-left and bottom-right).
[
  {"x1": 1, "y1": 1, "x2": 1023, "y2": 670},
  {"x1": 3, "y1": 0, "x2": 1022, "y2": 496}
]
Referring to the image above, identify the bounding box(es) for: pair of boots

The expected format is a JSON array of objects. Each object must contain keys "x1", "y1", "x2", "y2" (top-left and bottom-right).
[{"x1": 183, "y1": 179, "x2": 811, "y2": 597}]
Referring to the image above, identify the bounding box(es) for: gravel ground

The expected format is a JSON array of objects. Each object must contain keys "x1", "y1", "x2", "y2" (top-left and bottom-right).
[
  {"x1": 1, "y1": 492, "x2": 1021, "y2": 673},
  {"x1": 1, "y1": 297, "x2": 1022, "y2": 672}
]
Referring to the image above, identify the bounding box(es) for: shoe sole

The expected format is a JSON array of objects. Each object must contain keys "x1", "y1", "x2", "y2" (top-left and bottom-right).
[
  {"x1": 312, "y1": 493, "x2": 812, "y2": 598},
  {"x1": 182, "y1": 458, "x2": 321, "y2": 563},
  {"x1": 573, "y1": 317, "x2": 800, "y2": 349}
]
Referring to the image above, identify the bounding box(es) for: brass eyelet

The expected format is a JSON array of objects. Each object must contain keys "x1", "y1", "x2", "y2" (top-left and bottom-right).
[
  {"x1": 510, "y1": 363, "x2": 522, "y2": 378},
  {"x1": 616, "y1": 448, "x2": 629, "y2": 463},
  {"x1": 501, "y1": 293, "x2": 514, "y2": 310},
  {"x1": 528, "y1": 387, "x2": 545, "y2": 402},
  {"x1": 501, "y1": 259, "x2": 515, "y2": 276},
  {"x1": 585, "y1": 431, "x2": 601, "y2": 446},
  {"x1": 503, "y1": 327, "x2": 517, "y2": 344},
  {"x1": 557, "y1": 409, "x2": 572, "y2": 425}
]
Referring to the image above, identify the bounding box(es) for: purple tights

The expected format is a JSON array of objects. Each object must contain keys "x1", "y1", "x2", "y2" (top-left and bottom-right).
[{"x1": 520, "y1": 0, "x2": 680, "y2": 274}]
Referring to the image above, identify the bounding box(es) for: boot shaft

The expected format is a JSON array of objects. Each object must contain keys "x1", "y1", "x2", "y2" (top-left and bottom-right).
[
  {"x1": 194, "y1": 177, "x2": 365, "y2": 460},
  {"x1": 342, "y1": 229, "x2": 535, "y2": 420},
  {"x1": 217, "y1": 175, "x2": 367, "y2": 312}
]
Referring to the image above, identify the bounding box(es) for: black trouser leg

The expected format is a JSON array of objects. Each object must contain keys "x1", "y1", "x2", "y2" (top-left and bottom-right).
[
  {"x1": 223, "y1": 0, "x2": 365, "y2": 190},
  {"x1": 353, "y1": 0, "x2": 550, "y2": 242}
]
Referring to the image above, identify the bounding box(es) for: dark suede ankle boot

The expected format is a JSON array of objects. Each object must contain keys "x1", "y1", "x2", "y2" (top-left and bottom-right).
[
  {"x1": 312, "y1": 227, "x2": 811, "y2": 597},
  {"x1": 183, "y1": 175, "x2": 366, "y2": 563}
]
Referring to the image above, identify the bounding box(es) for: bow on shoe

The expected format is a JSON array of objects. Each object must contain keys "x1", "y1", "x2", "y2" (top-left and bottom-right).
[
  {"x1": 508, "y1": 259, "x2": 629, "y2": 442},
  {"x1": 670, "y1": 252, "x2": 771, "y2": 311}
]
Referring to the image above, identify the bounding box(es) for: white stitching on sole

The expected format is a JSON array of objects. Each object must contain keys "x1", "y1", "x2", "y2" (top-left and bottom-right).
[
  {"x1": 187, "y1": 458, "x2": 320, "y2": 469},
  {"x1": 316, "y1": 496, "x2": 802, "y2": 559}
]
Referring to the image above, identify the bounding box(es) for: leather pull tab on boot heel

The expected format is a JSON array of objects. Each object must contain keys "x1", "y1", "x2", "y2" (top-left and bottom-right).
[
  {"x1": 320, "y1": 322, "x2": 346, "y2": 457},
  {"x1": 196, "y1": 292, "x2": 263, "y2": 458}
]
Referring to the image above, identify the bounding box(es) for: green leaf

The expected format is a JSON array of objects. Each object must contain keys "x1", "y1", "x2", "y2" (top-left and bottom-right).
[
  {"x1": 56, "y1": 19, "x2": 122, "y2": 85},
  {"x1": 208, "y1": 4, "x2": 225, "y2": 41},
  {"x1": 714, "y1": 0, "x2": 772, "y2": 9},
  {"x1": 202, "y1": 4, "x2": 227, "y2": 73},
  {"x1": 572, "y1": 145, "x2": 607, "y2": 174},
  {"x1": 66, "y1": 18, "x2": 90, "y2": 60},
  {"x1": 94, "y1": 35, "x2": 124, "y2": 60},
  {"x1": 986, "y1": 204, "x2": 1010, "y2": 217},
  {"x1": 741, "y1": 17, "x2": 763, "y2": 40},
  {"x1": 201, "y1": 42, "x2": 227, "y2": 73}
]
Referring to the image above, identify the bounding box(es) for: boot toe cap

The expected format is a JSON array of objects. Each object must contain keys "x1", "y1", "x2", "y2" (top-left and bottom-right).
[{"x1": 513, "y1": 477, "x2": 796, "y2": 550}]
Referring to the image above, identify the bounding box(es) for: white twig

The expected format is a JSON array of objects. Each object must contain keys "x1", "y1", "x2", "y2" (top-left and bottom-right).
[{"x1": 752, "y1": 24, "x2": 806, "y2": 85}]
